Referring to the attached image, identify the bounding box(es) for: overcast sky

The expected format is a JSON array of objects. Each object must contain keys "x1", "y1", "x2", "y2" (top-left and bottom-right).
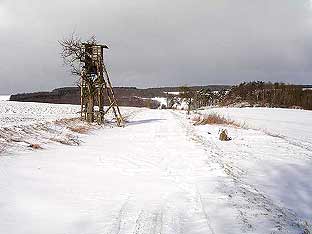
[{"x1": 1, "y1": 0, "x2": 312, "y2": 94}]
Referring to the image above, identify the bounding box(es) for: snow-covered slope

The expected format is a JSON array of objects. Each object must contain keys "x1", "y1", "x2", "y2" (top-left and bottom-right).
[
  {"x1": 194, "y1": 107, "x2": 312, "y2": 224},
  {"x1": 198, "y1": 107, "x2": 312, "y2": 150},
  {"x1": 0, "y1": 101, "x2": 136, "y2": 154},
  {"x1": 0, "y1": 106, "x2": 311, "y2": 233},
  {"x1": 0, "y1": 101, "x2": 81, "y2": 154}
]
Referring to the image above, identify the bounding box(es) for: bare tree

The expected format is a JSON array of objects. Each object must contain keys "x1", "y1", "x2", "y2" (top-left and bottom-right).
[
  {"x1": 59, "y1": 33, "x2": 98, "y2": 122},
  {"x1": 179, "y1": 86, "x2": 196, "y2": 114}
]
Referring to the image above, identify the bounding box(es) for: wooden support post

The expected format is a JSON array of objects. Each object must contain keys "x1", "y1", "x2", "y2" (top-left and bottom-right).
[
  {"x1": 80, "y1": 77, "x2": 84, "y2": 120},
  {"x1": 102, "y1": 63, "x2": 123, "y2": 126}
]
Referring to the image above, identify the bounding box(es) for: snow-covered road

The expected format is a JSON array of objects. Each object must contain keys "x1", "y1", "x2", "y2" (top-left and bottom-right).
[{"x1": 0, "y1": 109, "x2": 311, "y2": 234}]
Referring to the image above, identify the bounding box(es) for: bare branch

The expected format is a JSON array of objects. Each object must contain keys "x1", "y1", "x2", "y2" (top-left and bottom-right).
[{"x1": 58, "y1": 32, "x2": 98, "y2": 77}]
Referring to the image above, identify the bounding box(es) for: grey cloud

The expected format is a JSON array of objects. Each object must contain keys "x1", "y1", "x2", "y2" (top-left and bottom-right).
[{"x1": 0, "y1": 0, "x2": 312, "y2": 94}]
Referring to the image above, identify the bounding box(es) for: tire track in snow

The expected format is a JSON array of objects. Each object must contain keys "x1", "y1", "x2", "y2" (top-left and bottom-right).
[
  {"x1": 108, "y1": 198, "x2": 131, "y2": 234},
  {"x1": 132, "y1": 208, "x2": 164, "y2": 234},
  {"x1": 195, "y1": 186, "x2": 216, "y2": 234},
  {"x1": 108, "y1": 110, "x2": 217, "y2": 234}
]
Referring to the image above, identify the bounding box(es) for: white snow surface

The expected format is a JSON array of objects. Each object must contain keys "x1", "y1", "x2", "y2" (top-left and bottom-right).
[
  {"x1": 195, "y1": 107, "x2": 312, "y2": 222},
  {"x1": 165, "y1": 91, "x2": 180, "y2": 95},
  {"x1": 198, "y1": 107, "x2": 312, "y2": 151},
  {"x1": 0, "y1": 101, "x2": 137, "y2": 154},
  {"x1": 0, "y1": 105, "x2": 311, "y2": 234},
  {"x1": 0, "y1": 101, "x2": 80, "y2": 127},
  {"x1": 151, "y1": 97, "x2": 167, "y2": 107},
  {"x1": 0, "y1": 95, "x2": 10, "y2": 101}
]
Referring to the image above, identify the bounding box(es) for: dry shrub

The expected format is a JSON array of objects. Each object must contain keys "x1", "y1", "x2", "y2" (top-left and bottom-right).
[
  {"x1": 54, "y1": 117, "x2": 78, "y2": 125},
  {"x1": 50, "y1": 138, "x2": 71, "y2": 145},
  {"x1": 68, "y1": 126, "x2": 89, "y2": 134},
  {"x1": 191, "y1": 115, "x2": 202, "y2": 123},
  {"x1": 54, "y1": 118, "x2": 93, "y2": 134},
  {"x1": 0, "y1": 144, "x2": 5, "y2": 154},
  {"x1": 49, "y1": 136, "x2": 80, "y2": 146},
  {"x1": 192, "y1": 113, "x2": 240, "y2": 127}
]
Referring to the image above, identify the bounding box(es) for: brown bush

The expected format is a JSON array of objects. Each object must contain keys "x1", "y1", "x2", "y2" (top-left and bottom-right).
[{"x1": 192, "y1": 113, "x2": 240, "y2": 127}]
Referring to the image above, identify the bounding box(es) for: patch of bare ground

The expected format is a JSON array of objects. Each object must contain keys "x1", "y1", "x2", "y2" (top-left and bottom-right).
[{"x1": 192, "y1": 113, "x2": 240, "y2": 127}]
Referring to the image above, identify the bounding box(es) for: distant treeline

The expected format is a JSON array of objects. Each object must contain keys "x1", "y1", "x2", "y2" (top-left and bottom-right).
[{"x1": 222, "y1": 81, "x2": 312, "y2": 110}]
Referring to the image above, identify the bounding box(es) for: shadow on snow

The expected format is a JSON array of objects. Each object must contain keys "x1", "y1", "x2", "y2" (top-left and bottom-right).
[{"x1": 127, "y1": 118, "x2": 166, "y2": 126}]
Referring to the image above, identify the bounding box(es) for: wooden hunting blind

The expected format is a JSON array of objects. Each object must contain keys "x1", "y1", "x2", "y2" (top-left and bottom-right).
[{"x1": 80, "y1": 42, "x2": 123, "y2": 126}]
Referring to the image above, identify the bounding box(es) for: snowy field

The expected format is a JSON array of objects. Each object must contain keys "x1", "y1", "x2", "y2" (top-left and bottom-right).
[
  {"x1": 198, "y1": 107, "x2": 312, "y2": 151},
  {"x1": 0, "y1": 100, "x2": 82, "y2": 154},
  {"x1": 193, "y1": 108, "x2": 312, "y2": 225},
  {"x1": 0, "y1": 95, "x2": 10, "y2": 101},
  {"x1": 0, "y1": 102, "x2": 311, "y2": 234},
  {"x1": 0, "y1": 100, "x2": 135, "y2": 154},
  {"x1": 0, "y1": 101, "x2": 80, "y2": 127}
]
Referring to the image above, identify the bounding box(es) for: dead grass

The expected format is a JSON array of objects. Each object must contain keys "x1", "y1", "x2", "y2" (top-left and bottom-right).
[
  {"x1": 49, "y1": 135, "x2": 80, "y2": 146},
  {"x1": 192, "y1": 113, "x2": 240, "y2": 127},
  {"x1": 54, "y1": 117, "x2": 78, "y2": 125},
  {"x1": 0, "y1": 117, "x2": 94, "y2": 155},
  {"x1": 68, "y1": 126, "x2": 90, "y2": 134},
  {"x1": 0, "y1": 144, "x2": 5, "y2": 154},
  {"x1": 54, "y1": 117, "x2": 95, "y2": 134}
]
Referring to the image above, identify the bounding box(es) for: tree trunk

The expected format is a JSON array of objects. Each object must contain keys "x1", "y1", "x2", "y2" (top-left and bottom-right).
[
  {"x1": 86, "y1": 95, "x2": 94, "y2": 123},
  {"x1": 187, "y1": 98, "x2": 191, "y2": 115}
]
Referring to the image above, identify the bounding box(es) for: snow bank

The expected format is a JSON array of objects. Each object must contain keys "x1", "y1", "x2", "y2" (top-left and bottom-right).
[
  {"x1": 199, "y1": 107, "x2": 312, "y2": 150},
  {"x1": 192, "y1": 107, "x2": 312, "y2": 224}
]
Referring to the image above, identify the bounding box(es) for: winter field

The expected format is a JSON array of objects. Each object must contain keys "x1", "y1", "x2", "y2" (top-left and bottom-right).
[{"x1": 0, "y1": 99, "x2": 311, "y2": 234}]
